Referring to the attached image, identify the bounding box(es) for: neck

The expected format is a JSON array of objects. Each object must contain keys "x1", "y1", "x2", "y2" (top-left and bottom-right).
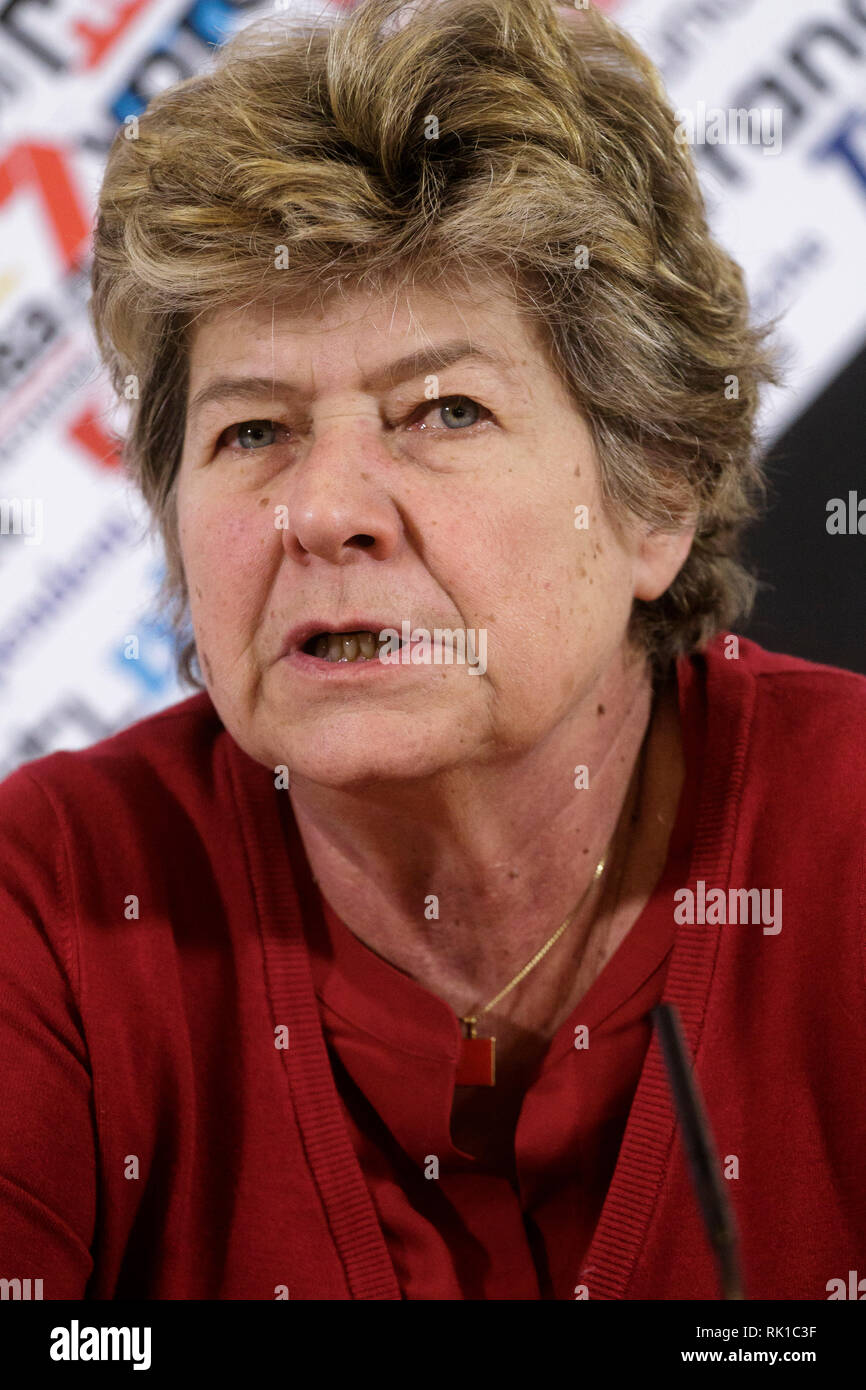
[{"x1": 289, "y1": 644, "x2": 679, "y2": 1017}]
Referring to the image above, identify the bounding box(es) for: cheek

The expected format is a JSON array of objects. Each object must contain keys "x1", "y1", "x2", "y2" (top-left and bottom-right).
[
  {"x1": 179, "y1": 496, "x2": 277, "y2": 646},
  {"x1": 578, "y1": 529, "x2": 638, "y2": 639},
  {"x1": 181, "y1": 489, "x2": 272, "y2": 576},
  {"x1": 535, "y1": 528, "x2": 633, "y2": 652}
]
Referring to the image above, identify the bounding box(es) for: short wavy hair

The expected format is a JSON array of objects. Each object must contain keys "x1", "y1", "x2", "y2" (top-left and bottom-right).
[{"x1": 89, "y1": 0, "x2": 779, "y2": 687}]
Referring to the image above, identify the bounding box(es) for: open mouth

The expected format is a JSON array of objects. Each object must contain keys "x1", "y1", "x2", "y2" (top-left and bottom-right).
[{"x1": 301, "y1": 629, "x2": 393, "y2": 663}]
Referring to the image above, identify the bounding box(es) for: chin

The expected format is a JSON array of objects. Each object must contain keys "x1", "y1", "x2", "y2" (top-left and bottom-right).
[{"x1": 282, "y1": 715, "x2": 469, "y2": 789}]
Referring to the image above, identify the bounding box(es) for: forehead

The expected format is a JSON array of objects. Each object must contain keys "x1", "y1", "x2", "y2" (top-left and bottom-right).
[{"x1": 184, "y1": 278, "x2": 548, "y2": 392}]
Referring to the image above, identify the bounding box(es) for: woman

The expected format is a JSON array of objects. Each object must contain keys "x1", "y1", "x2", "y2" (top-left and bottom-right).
[{"x1": 1, "y1": 0, "x2": 864, "y2": 1301}]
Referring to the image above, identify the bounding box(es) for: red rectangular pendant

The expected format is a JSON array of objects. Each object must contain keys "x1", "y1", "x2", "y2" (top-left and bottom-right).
[{"x1": 455, "y1": 1035, "x2": 496, "y2": 1086}]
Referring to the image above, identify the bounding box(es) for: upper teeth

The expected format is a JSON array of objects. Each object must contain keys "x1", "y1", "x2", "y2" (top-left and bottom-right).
[{"x1": 312, "y1": 630, "x2": 385, "y2": 662}]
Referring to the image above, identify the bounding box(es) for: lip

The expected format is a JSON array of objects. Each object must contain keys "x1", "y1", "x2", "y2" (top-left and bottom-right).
[
  {"x1": 280, "y1": 618, "x2": 437, "y2": 676},
  {"x1": 280, "y1": 618, "x2": 409, "y2": 660}
]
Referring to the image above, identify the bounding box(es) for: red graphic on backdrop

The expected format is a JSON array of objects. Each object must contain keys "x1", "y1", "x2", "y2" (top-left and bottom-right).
[
  {"x1": 0, "y1": 145, "x2": 89, "y2": 272},
  {"x1": 74, "y1": 0, "x2": 152, "y2": 71},
  {"x1": 68, "y1": 404, "x2": 122, "y2": 470}
]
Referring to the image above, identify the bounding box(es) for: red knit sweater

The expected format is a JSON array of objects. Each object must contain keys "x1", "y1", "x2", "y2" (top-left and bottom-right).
[{"x1": 1, "y1": 634, "x2": 864, "y2": 1300}]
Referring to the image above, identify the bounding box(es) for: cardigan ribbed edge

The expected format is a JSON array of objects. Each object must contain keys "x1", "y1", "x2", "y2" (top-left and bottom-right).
[
  {"x1": 226, "y1": 746, "x2": 402, "y2": 1301},
  {"x1": 581, "y1": 646, "x2": 755, "y2": 1300}
]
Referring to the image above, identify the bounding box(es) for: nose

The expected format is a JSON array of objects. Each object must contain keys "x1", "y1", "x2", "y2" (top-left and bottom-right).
[{"x1": 280, "y1": 412, "x2": 402, "y2": 566}]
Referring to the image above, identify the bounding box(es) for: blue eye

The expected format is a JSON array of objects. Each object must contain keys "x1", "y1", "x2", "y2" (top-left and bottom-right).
[
  {"x1": 234, "y1": 420, "x2": 278, "y2": 449},
  {"x1": 432, "y1": 397, "x2": 480, "y2": 429},
  {"x1": 417, "y1": 394, "x2": 492, "y2": 430}
]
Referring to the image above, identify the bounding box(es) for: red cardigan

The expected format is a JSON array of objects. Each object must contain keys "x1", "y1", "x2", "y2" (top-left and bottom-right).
[{"x1": 1, "y1": 634, "x2": 864, "y2": 1300}]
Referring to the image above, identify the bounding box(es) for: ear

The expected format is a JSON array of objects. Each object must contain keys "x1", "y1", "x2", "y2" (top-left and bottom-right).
[{"x1": 632, "y1": 522, "x2": 696, "y2": 602}]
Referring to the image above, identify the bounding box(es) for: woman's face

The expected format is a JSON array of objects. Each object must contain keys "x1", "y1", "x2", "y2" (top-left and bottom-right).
[{"x1": 176, "y1": 280, "x2": 691, "y2": 782}]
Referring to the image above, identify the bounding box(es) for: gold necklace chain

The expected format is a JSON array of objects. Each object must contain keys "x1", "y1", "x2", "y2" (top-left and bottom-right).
[{"x1": 459, "y1": 727, "x2": 649, "y2": 1037}]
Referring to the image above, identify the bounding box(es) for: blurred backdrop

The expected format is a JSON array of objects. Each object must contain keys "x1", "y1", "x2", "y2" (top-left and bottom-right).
[{"x1": 0, "y1": 0, "x2": 863, "y2": 778}]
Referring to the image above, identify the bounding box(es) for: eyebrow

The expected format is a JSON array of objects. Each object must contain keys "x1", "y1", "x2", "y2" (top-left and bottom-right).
[{"x1": 185, "y1": 340, "x2": 516, "y2": 427}]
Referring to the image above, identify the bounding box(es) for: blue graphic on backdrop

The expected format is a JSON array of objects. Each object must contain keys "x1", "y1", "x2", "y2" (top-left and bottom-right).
[
  {"x1": 812, "y1": 107, "x2": 866, "y2": 193},
  {"x1": 110, "y1": 0, "x2": 249, "y2": 124},
  {"x1": 111, "y1": 563, "x2": 184, "y2": 696}
]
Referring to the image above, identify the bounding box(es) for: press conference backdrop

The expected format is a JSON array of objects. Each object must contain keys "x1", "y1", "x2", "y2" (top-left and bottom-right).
[{"x1": 0, "y1": 0, "x2": 863, "y2": 779}]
